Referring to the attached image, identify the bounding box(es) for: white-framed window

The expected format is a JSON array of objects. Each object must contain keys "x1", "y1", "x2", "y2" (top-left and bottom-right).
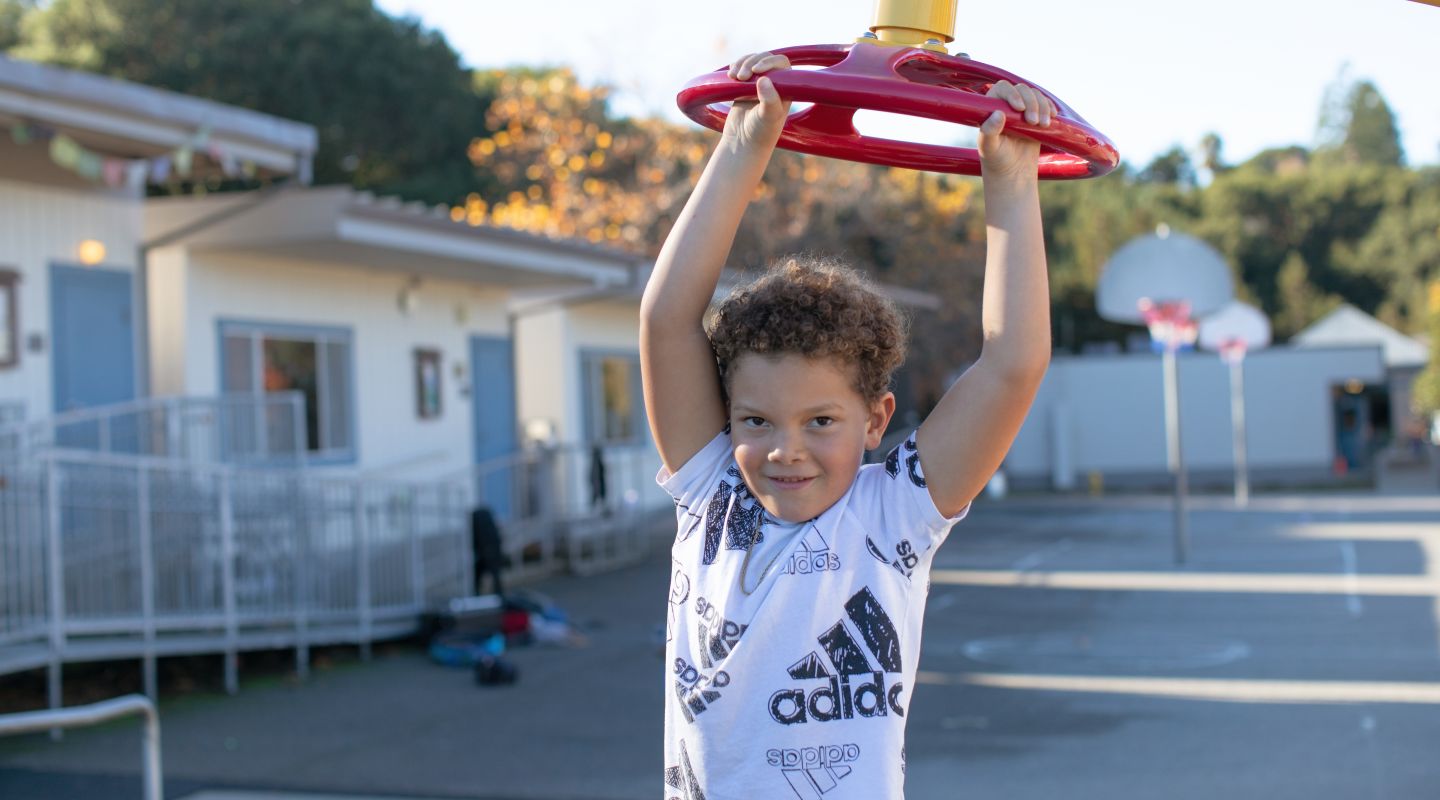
[
  {"x1": 220, "y1": 321, "x2": 355, "y2": 461},
  {"x1": 580, "y1": 349, "x2": 644, "y2": 446}
]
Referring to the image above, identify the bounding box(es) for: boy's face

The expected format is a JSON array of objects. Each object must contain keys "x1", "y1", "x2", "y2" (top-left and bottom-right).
[{"x1": 727, "y1": 352, "x2": 895, "y2": 523}]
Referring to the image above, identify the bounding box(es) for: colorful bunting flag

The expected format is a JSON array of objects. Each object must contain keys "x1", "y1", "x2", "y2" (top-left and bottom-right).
[{"x1": 8, "y1": 120, "x2": 246, "y2": 189}]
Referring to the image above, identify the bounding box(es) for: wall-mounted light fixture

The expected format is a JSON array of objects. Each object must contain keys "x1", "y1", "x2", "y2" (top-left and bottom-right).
[
  {"x1": 77, "y1": 239, "x2": 106, "y2": 266},
  {"x1": 397, "y1": 276, "x2": 422, "y2": 316}
]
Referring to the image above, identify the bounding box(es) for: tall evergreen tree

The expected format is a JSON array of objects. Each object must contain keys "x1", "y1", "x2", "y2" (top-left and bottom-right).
[{"x1": 9, "y1": 0, "x2": 490, "y2": 204}]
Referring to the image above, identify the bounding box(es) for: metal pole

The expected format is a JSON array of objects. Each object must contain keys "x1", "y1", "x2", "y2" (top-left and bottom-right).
[
  {"x1": 1230, "y1": 358, "x2": 1250, "y2": 508},
  {"x1": 1162, "y1": 348, "x2": 1189, "y2": 565},
  {"x1": 44, "y1": 457, "x2": 66, "y2": 741},
  {"x1": 354, "y1": 486, "x2": 372, "y2": 661},
  {"x1": 0, "y1": 694, "x2": 164, "y2": 800},
  {"x1": 137, "y1": 465, "x2": 157, "y2": 700},
  {"x1": 291, "y1": 392, "x2": 307, "y2": 467},
  {"x1": 294, "y1": 479, "x2": 311, "y2": 681},
  {"x1": 410, "y1": 488, "x2": 425, "y2": 611},
  {"x1": 219, "y1": 474, "x2": 239, "y2": 695},
  {"x1": 167, "y1": 397, "x2": 181, "y2": 459}
]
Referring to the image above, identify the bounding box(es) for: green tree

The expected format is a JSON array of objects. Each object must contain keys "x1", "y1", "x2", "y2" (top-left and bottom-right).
[
  {"x1": 11, "y1": 0, "x2": 489, "y2": 203},
  {"x1": 1137, "y1": 146, "x2": 1196, "y2": 187},
  {"x1": 1413, "y1": 282, "x2": 1440, "y2": 418},
  {"x1": 1317, "y1": 75, "x2": 1405, "y2": 167},
  {"x1": 0, "y1": 0, "x2": 36, "y2": 50},
  {"x1": 1274, "y1": 250, "x2": 1340, "y2": 338}
]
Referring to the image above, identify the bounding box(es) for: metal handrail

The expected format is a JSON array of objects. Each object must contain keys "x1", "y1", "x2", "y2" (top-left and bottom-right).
[
  {"x1": 0, "y1": 694, "x2": 162, "y2": 800},
  {"x1": 0, "y1": 392, "x2": 307, "y2": 464}
]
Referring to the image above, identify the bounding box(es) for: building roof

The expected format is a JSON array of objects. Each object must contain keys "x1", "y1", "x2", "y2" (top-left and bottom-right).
[
  {"x1": 0, "y1": 54, "x2": 315, "y2": 179},
  {"x1": 144, "y1": 186, "x2": 638, "y2": 289},
  {"x1": 1292, "y1": 304, "x2": 1429, "y2": 369}
]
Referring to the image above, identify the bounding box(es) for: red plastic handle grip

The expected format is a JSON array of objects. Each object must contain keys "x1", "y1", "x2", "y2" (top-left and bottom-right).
[{"x1": 677, "y1": 44, "x2": 1118, "y2": 179}]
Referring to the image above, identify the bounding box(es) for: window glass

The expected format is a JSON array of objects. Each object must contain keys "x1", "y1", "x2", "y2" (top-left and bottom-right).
[
  {"x1": 324, "y1": 340, "x2": 351, "y2": 450},
  {"x1": 221, "y1": 334, "x2": 254, "y2": 392},
  {"x1": 0, "y1": 270, "x2": 16, "y2": 368},
  {"x1": 583, "y1": 352, "x2": 643, "y2": 445},
  {"x1": 600, "y1": 357, "x2": 633, "y2": 442},
  {"x1": 263, "y1": 337, "x2": 319, "y2": 451}
]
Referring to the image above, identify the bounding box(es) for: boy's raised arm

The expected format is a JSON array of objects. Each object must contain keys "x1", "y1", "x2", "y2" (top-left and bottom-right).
[
  {"x1": 641, "y1": 54, "x2": 791, "y2": 474},
  {"x1": 916, "y1": 81, "x2": 1055, "y2": 517}
]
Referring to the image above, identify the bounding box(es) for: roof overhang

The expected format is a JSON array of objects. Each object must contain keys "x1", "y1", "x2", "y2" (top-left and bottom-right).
[
  {"x1": 145, "y1": 187, "x2": 637, "y2": 290},
  {"x1": 0, "y1": 55, "x2": 315, "y2": 180}
]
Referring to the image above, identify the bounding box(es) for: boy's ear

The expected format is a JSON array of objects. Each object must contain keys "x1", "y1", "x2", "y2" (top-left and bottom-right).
[{"x1": 865, "y1": 392, "x2": 897, "y2": 450}]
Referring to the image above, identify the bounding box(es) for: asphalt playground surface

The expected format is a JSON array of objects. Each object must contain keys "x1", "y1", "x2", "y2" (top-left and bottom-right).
[{"x1": 3, "y1": 487, "x2": 1440, "y2": 799}]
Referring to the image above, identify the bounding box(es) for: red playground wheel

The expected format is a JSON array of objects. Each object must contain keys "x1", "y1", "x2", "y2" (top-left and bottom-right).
[{"x1": 677, "y1": 43, "x2": 1118, "y2": 179}]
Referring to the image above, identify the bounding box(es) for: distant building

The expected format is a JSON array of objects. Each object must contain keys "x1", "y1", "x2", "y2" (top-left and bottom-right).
[
  {"x1": 1006, "y1": 345, "x2": 1387, "y2": 491},
  {"x1": 1292, "y1": 304, "x2": 1431, "y2": 457}
]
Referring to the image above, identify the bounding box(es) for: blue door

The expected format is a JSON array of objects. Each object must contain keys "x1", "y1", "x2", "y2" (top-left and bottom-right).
[
  {"x1": 470, "y1": 336, "x2": 517, "y2": 519},
  {"x1": 51, "y1": 264, "x2": 136, "y2": 413}
]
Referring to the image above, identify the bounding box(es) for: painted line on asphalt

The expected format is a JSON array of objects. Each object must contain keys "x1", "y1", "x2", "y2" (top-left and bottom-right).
[
  {"x1": 1009, "y1": 537, "x2": 1074, "y2": 572},
  {"x1": 917, "y1": 671, "x2": 1440, "y2": 705},
  {"x1": 930, "y1": 569, "x2": 1440, "y2": 596},
  {"x1": 1339, "y1": 541, "x2": 1365, "y2": 618}
]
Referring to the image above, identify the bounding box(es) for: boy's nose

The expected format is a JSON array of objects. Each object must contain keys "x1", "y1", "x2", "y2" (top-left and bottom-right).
[{"x1": 767, "y1": 431, "x2": 806, "y2": 463}]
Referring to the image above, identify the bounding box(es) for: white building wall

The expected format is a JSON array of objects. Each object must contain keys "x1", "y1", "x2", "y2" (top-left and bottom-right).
[
  {"x1": 0, "y1": 177, "x2": 141, "y2": 420},
  {"x1": 177, "y1": 250, "x2": 509, "y2": 478},
  {"x1": 515, "y1": 307, "x2": 572, "y2": 445},
  {"x1": 1009, "y1": 345, "x2": 1386, "y2": 487}
]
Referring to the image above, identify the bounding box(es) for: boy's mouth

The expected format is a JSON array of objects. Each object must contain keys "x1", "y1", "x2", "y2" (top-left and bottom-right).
[{"x1": 768, "y1": 475, "x2": 815, "y2": 490}]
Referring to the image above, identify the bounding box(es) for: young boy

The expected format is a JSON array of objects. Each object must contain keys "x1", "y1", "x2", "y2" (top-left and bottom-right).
[{"x1": 641, "y1": 51, "x2": 1054, "y2": 798}]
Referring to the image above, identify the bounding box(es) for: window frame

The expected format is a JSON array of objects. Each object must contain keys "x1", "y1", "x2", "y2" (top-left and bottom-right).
[
  {"x1": 217, "y1": 319, "x2": 357, "y2": 465},
  {"x1": 0, "y1": 268, "x2": 17, "y2": 369},
  {"x1": 579, "y1": 347, "x2": 646, "y2": 447}
]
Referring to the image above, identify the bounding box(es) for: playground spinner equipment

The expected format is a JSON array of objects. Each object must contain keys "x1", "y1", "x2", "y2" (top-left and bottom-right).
[{"x1": 677, "y1": 0, "x2": 1119, "y2": 178}]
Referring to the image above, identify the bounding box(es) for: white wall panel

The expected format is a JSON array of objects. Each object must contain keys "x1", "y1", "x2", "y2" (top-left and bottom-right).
[
  {"x1": 1009, "y1": 345, "x2": 1386, "y2": 485},
  {"x1": 0, "y1": 178, "x2": 142, "y2": 419}
]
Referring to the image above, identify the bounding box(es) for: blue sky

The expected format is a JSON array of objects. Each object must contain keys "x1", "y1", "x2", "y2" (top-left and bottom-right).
[{"x1": 376, "y1": 0, "x2": 1440, "y2": 169}]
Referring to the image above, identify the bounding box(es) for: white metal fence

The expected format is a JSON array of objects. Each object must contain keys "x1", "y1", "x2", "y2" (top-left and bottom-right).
[
  {"x1": 0, "y1": 450, "x2": 472, "y2": 703},
  {"x1": 0, "y1": 393, "x2": 308, "y2": 465},
  {"x1": 467, "y1": 441, "x2": 669, "y2": 580},
  {"x1": 0, "y1": 397, "x2": 675, "y2": 719}
]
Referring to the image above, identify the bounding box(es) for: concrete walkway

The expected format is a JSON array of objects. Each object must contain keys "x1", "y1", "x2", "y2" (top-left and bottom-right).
[{"x1": 3, "y1": 489, "x2": 1440, "y2": 799}]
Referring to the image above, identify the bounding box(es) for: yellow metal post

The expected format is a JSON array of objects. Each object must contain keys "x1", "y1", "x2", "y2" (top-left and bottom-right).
[{"x1": 867, "y1": 0, "x2": 959, "y2": 50}]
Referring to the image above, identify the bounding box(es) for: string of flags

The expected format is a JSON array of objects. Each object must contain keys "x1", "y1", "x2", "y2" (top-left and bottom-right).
[{"x1": 8, "y1": 120, "x2": 259, "y2": 190}]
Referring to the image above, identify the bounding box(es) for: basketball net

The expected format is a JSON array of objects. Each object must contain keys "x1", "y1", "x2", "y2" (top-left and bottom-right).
[
  {"x1": 1138, "y1": 298, "x2": 1197, "y2": 353},
  {"x1": 1217, "y1": 338, "x2": 1248, "y2": 365}
]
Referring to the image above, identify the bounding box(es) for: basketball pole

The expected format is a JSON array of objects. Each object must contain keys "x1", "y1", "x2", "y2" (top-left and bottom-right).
[
  {"x1": 1162, "y1": 346, "x2": 1190, "y2": 565},
  {"x1": 1229, "y1": 357, "x2": 1250, "y2": 508}
]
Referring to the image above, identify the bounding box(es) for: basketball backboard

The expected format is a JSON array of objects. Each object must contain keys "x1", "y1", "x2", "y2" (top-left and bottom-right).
[
  {"x1": 1199, "y1": 300, "x2": 1272, "y2": 361},
  {"x1": 1096, "y1": 229, "x2": 1234, "y2": 325}
]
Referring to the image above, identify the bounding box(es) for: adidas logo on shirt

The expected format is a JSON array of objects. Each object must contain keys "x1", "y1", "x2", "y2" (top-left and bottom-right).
[
  {"x1": 766, "y1": 743, "x2": 861, "y2": 799},
  {"x1": 769, "y1": 587, "x2": 906, "y2": 725}
]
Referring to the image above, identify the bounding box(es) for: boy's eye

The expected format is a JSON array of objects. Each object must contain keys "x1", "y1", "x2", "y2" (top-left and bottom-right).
[
  {"x1": 742, "y1": 416, "x2": 767, "y2": 428},
  {"x1": 812, "y1": 416, "x2": 834, "y2": 427}
]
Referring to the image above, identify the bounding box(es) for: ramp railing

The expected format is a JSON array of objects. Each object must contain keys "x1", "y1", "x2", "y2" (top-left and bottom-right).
[
  {"x1": 0, "y1": 694, "x2": 162, "y2": 800},
  {"x1": 466, "y1": 441, "x2": 670, "y2": 579},
  {"x1": 0, "y1": 449, "x2": 472, "y2": 704},
  {"x1": 0, "y1": 392, "x2": 307, "y2": 465}
]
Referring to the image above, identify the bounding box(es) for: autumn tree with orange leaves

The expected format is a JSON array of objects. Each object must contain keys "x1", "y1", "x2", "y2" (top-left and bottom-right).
[{"x1": 459, "y1": 67, "x2": 997, "y2": 413}]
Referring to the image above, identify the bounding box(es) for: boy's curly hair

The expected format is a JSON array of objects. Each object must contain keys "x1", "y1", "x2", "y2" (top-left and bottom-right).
[{"x1": 707, "y1": 256, "x2": 908, "y2": 404}]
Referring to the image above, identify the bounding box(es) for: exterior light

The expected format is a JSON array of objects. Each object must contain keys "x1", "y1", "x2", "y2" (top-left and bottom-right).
[{"x1": 77, "y1": 239, "x2": 106, "y2": 266}]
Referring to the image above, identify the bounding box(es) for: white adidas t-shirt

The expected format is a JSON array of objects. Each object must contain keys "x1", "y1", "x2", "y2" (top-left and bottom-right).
[{"x1": 659, "y1": 429, "x2": 967, "y2": 799}]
